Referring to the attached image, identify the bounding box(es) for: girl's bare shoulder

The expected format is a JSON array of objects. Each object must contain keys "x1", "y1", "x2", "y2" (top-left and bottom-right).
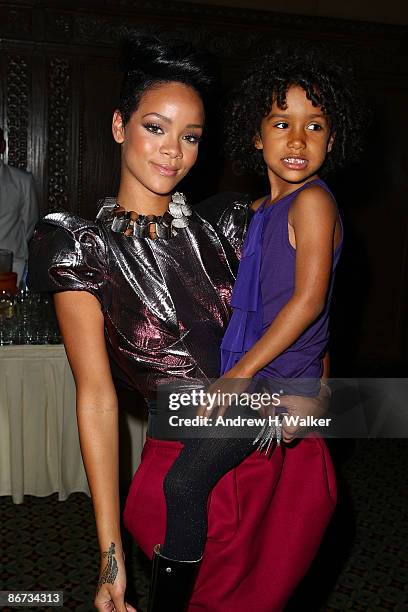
[{"x1": 290, "y1": 183, "x2": 337, "y2": 221}]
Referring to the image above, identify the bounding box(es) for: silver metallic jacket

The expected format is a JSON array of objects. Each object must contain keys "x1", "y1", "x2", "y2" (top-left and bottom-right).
[{"x1": 28, "y1": 194, "x2": 251, "y2": 398}]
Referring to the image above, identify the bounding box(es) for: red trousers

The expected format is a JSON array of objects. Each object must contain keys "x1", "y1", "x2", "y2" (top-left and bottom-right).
[{"x1": 123, "y1": 434, "x2": 336, "y2": 612}]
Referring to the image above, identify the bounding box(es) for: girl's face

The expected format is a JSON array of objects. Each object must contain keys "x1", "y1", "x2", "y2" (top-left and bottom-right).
[
  {"x1": 112, "y1": 82, "x2": 204, "y2": 197},
  {"x1": 255, "y1": 85, "x2": 334, "y2": 186}
]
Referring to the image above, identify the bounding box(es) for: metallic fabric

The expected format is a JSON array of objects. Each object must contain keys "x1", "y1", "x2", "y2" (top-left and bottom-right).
[{"x1": 28, "y1": 195, "x2": 251, "y2": 399}]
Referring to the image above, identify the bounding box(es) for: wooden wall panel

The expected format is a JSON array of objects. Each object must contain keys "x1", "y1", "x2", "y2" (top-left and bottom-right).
[
  {"x1": 5, "y1": 54, "x2": 30, "y2": 170},
  {"x1": 47, "y1": 57, "x2": 71, "y2": 211}
]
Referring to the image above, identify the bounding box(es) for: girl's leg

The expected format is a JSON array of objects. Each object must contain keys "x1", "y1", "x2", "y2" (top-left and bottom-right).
[{"x1": 162, "y1": 436, "x2": 256, "y2": 561}]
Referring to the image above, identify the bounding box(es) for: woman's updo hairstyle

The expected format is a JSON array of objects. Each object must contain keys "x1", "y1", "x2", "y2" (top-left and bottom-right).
[{"x1": 118, "y1": 33, "x2": 217, "y2": 125}]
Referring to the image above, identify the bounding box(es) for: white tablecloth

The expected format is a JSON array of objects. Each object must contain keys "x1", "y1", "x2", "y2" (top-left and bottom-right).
[{"x1": 0, "y1": 345, "x2": 147, "y2": 504}]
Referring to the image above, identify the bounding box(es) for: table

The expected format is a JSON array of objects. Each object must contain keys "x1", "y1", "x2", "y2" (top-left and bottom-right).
[{"x1": 0, "y1": 345, "x2": 147, "y2": 504}]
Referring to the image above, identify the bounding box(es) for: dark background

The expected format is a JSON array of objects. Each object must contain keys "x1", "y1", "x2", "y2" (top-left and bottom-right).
[
  {"x1": 1, "y1": 0, "x2": 407, "y2": 375},
  {"x1": 1, "y1": 4, "x2": 407, "y2": 610}
]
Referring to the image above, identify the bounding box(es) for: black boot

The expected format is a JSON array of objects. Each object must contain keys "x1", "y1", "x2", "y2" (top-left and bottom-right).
[{"x1": 148, "y1": 544, "x2": 202, "y2": 612}]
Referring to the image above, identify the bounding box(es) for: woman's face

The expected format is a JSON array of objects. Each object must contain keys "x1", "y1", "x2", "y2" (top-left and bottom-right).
[{"x1": 112, "y1": 82, "x2": 204, "y2": 197}]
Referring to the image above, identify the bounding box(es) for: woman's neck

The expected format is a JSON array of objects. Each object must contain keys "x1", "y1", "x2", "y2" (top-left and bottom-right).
[{"x1": 116, "y1": 182, "x2": 171, "y2": 216}]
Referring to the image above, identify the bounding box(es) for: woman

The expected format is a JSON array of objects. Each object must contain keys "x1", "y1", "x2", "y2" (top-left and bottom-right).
[{"x1": 29, "y1": 35, "x2": 335, "y2": 612}]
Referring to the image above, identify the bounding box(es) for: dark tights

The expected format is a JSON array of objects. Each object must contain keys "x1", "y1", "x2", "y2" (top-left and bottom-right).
[{"x1": 162, "y1": 437, "x2": 257, "y2": 561}]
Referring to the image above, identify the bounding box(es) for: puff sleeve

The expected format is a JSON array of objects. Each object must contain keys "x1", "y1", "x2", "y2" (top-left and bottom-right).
[
  {"x1": 194, "y1": 192, "x2": 253, "y2": 258},
  {"x1": 27, "y1": 212, "x2": 109, "y2": 309}
]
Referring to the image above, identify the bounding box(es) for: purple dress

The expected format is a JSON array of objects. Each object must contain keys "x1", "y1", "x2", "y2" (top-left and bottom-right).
[{"x1": 221, "y1": 177, "x2": 342, "y2": 394}]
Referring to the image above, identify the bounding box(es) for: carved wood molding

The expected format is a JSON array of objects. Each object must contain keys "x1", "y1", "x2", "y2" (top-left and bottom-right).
[
  {"x1": 47, "y1": 57, "x2": 71, "y2": 211},
  {"x1": 6, "y1": 54, "x2": 29, "y2": 169},
  {"x1": 0, "y1": 6, "x2": 408, "y2": 76},
  {"x1": 1, "y1": 0, "x2": 407, "y2": 35},
  {"x1": 0, "y1": 1, "x2": 406, "y2": 77}
]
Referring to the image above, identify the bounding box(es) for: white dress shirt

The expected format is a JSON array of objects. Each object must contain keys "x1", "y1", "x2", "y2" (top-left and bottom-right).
[{"x1": 0, "y1": 161, "x2": 39, "y2": 282}]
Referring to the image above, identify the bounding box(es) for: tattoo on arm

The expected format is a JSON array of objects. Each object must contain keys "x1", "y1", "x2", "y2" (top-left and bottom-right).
[{"x1": 96, "y1": 542, "x2": 119, "y2": 594}]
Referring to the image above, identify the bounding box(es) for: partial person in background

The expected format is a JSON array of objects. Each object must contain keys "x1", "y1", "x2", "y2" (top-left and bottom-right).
[{"x1": 0, "y1": 126, "x2": 39, "y2": 284}]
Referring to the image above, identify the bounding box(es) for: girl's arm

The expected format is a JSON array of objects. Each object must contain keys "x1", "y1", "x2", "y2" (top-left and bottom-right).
[
  {"x1": 228, "y1": 185, "x2": 338, "y2": 378},
  {"x1": 280, "y1": 350, "x2": 331, "y2": 443},
  {"x1": 54, "y1": 291, "x2": 135, "y2": 612}
]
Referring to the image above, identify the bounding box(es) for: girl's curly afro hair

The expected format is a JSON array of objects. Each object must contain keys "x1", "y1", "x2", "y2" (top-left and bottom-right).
[{"x1": 226, "y1": 42, "x2": 367, "y2": 176}]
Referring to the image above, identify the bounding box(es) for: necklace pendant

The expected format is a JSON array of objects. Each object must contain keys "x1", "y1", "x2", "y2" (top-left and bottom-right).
[
  {"x1": 171, "y1": 192, "x2": 185, "y2": 205},
  {"x1": 172, "y1": 217, "x2": 189, "y2": 229},
  {"x1": 181, "y1": 203, "x2": 192, "y2": 217},
  {"x1": 168, "y1": 201, "x2": 183, "y2": 218},
  {"x1": 112, "y1": 211, "x2": 131, "y2": 233},
  {"x1": 133, "y1": 215, "x2": 148, "y2": 238},
  {"x1": 156, "y1": 222, "x2": 171, "y2": 239}
]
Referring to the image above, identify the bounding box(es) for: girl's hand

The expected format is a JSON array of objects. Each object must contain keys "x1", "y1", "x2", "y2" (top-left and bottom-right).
[
  {"x1": 196, "y1": 368, "x2": 252, "y2": 418},
  {"x1": 94, "y1": 544, "x2": 137, "y2": 612},
  {"x1": 278, "y1": 386, "x2": 330, "y2": 443}
]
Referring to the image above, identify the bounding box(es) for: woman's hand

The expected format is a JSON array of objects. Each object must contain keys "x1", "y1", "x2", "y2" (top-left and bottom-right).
[
  {"x1": 278, "y1": 383, "x2": 330, "y2": 443},
  {"x1": 94, "y1": 543, "x2": 137, "y2": 612},
  {"x1": 196, "y1": 367, "x2": 252, "y2": 418}
]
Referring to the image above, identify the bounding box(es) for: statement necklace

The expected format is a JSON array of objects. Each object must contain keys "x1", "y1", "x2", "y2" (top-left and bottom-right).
[{"x1": 98, "y1": 192, "x2": 193, "y2": 240}]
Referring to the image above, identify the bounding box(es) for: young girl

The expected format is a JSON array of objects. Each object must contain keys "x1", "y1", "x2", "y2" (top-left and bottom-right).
[{"x1": 156, "y1": 46, "x2": 365, "y2": 611}]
